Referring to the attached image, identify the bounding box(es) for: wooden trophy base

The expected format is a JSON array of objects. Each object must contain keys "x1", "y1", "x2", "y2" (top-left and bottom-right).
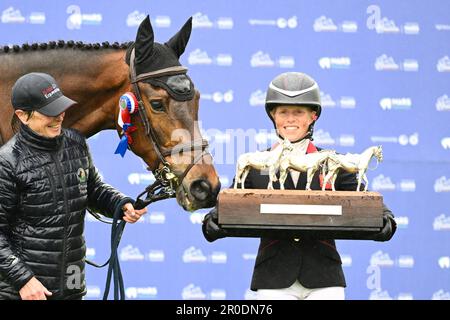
[{"x1": 217, "y1": 188, "x2": 384, "y2": 240}]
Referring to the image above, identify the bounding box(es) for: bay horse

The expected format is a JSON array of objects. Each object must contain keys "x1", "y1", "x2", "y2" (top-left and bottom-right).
[
  {"x1": 0, "y1": 15, "x2": 220, "y2": 212},
  {"x1": 322, "y1": 145, "x2": 383, "y2": 191}
]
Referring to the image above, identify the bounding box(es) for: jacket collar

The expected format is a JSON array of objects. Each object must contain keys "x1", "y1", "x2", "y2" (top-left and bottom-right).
[
  {"x1": 306, "y1": 141, "x2": 318, "y2": 154},
  {"x1": 18, "y1": 123, "x2": 64, "y2": 152}
]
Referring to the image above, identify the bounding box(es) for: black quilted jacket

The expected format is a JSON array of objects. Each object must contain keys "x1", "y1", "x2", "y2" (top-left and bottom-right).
[{"x1": 0, "y1": 124, "x2": 132, "y2": 300}]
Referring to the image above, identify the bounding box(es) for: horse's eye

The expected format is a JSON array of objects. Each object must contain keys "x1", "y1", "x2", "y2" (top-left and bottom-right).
[{"x1": 150, "y1": 100, "x2": 165, "y2": 112}]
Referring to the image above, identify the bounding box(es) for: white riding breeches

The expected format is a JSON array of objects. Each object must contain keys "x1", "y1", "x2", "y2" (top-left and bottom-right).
[{"x1": 257, "y1": 280, "x2": 345, "y2": 300}]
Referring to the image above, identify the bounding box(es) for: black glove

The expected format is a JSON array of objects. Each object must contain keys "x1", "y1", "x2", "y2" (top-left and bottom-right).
[
  {"x1": 202, "y1": 207, "x2": 228, "y2": 242},
  {"x1": 373, "y1": 212, "x2": 397, "y2": 242}
]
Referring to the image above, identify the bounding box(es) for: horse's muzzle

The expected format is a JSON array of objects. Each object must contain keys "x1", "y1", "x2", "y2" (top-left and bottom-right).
[{"x1": 189, "y1": 179, "x2": 221, "y2": 208}]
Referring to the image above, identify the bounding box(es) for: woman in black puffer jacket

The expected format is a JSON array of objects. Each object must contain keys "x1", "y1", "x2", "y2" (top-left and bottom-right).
[{"x1": 0, "y1": 72, "x2": 145, "y2": 300}]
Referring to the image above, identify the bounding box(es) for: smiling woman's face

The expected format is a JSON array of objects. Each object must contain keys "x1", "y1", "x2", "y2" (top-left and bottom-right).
[
  {"x1": 271, "y1": 105, "x2": 316, "y2": 142},
  {"x1": 16, "y1": 110, "x2": 65, "y2": 138}
]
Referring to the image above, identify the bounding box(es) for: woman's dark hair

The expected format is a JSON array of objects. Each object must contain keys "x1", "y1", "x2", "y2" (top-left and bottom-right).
[{"x1": 11, "y1": 111, "x2": 34, "y2": 133}]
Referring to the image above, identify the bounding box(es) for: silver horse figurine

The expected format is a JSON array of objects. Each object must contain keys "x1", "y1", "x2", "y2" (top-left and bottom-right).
[
  {"x1": 322, "y1": 145, "x2": 383, "y2": 191},
  {"x1": 278, "y1": 149, "x2": 336, "y2": 190},
  {"x1": 234, "y1": 138, "x2": 293, "y2": 189}
]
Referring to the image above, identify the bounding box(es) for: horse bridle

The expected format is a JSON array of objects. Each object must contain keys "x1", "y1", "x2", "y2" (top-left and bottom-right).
[
  {"x1": 128, "y1": 48, "x2": 210, "y2": 209},
  {"x1": 89, "y1": 49, "x2": 212, "y2": 301}
]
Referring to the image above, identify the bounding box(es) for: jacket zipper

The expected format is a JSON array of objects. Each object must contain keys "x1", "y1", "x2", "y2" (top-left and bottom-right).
[
  {"x1": 44, "y1": 167, "x2": 58, "y2": 208},
  {"x1": 50, "y1": 153, "x2": 70, "y2": 295}
]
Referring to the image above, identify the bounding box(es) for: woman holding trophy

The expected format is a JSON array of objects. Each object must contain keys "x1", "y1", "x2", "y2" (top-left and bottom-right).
[{"x1": 202, "y1": 72, "x2": 396, "y2": 300}]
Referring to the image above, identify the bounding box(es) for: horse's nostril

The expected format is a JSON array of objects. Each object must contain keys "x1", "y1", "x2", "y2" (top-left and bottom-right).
[
  {"x1": 200, "y1": 180, "x2": 210, "y2": 191},
  {"x1": 190, "y1": 180, "x2": 211, "y2": 201}
]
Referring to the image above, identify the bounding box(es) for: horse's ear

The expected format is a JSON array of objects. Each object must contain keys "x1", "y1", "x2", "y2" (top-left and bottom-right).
[
  {"x1": 135, "y1": 15, "x2": 154, "y2": 64},
  {"x1": 165, "y1": 17, "x2": 192, "y2": 58}
]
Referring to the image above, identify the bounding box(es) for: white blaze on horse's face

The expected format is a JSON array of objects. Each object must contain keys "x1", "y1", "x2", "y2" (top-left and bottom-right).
[{"x1": 272, "y1": 105, "x2": 316, "y2": 142}]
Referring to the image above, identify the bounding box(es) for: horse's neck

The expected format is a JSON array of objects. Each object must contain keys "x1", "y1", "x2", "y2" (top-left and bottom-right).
[
  {"x1": 62, "y1": 50, "x2": 130, "y2": 137},
  {"x1": 2, "y1": 49, "x2": 130, "y2": 139},
  {"x1": 359, "y1": 147, "x2": 376, "y2": 166}
]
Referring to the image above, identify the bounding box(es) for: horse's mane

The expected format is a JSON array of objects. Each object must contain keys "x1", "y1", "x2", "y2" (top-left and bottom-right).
[{"x1": 1, "y1": 40, "x2": 134, "y2": 55}]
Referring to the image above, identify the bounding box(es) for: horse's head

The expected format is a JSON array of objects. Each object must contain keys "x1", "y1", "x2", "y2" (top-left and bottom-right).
[
  {"x1": 374, "y1": 145, "x2": 383, "y2": 163},
  {"x1": 281, "y1": 138, "x2": 294, "y2": 153},
  {"x1": 274, "y1": 138, "x2": 294, "y2": 163},
  {"x1": 119, "y1": 16, "x2": 220, "y2": 211}
]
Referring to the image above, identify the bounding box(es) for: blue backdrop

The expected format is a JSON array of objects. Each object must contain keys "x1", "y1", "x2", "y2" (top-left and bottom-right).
[{"x1": 2, "y1": 0, "x2": 449, "y2": 300}]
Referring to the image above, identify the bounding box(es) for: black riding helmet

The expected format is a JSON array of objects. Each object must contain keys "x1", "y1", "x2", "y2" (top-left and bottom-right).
[{"x1": 265, "y1": 72, "x2": 322, "y2": 141}]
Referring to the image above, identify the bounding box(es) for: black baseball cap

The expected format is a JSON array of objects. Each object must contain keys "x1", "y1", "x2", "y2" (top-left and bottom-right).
[{"x1": 11, "y1": 72, "x2": 77, "y2": 116}]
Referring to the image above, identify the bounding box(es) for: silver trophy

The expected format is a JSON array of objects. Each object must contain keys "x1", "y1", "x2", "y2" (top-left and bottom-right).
[{"x1": 234, "y1": 143, "x2": 383, "y2": 192}]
